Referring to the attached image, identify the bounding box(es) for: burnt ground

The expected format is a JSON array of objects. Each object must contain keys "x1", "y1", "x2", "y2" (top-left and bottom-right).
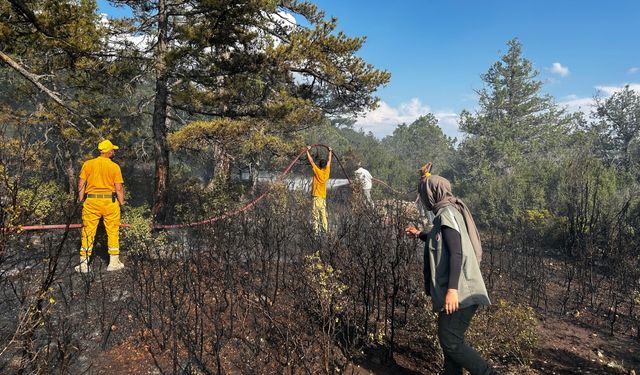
[
  {"x1": 530, "y1": 314, "x2": 639, "y2": 375},
  {"x1": 342, "y1": 317, "x2": 640, "y2": 375},
  {"x1": 2, "y1": 230, "x2": 640, "y2": 374},
  {"x1": 75, "y1": 259, "x2": 640, "y2": 374},
  {"x1": 85, "y1": 304, "x2": 640, "y2": 375}
]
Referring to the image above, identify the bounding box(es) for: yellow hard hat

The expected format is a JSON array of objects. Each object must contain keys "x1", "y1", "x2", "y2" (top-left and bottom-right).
[{"x1": 98, "y1": 139, "x2": 119, "y2": 152}]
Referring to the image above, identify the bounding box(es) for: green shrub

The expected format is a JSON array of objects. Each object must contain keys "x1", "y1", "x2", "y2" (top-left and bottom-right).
[
  {"x1": 121, "y1": 205, "x2": 167, "y2": 255},
  {"x1": 468, "y1": 299, "x2": 539, "y2": 366}
]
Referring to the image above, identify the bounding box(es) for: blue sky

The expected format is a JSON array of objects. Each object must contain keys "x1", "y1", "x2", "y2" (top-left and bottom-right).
[{"x1": 97, "y1": 0, "x2": 640, "y2": 139}]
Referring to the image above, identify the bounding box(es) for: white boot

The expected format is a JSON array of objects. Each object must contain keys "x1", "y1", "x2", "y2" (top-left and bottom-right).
[
  {"x1": 74, "y1": 257, "x2": 90, "y2": 273},
  {"x1": 107, "y1": 255, "x2": 125, "y2": 271}
]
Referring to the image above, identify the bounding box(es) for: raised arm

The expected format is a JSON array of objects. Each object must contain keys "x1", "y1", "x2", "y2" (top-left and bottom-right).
[
  {"x1": 327, "y1": 147, "x2": 333, "y2": 168},
  {"x1": 419, "y1": 161, "x2": 433, "y2": 178},
  {"x1": 305, "y1": 146, "x2": 316, "y2": 166}
]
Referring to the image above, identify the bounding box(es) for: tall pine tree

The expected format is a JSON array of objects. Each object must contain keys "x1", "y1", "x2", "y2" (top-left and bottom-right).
[
  {"x1": 456, "y1": 39, "x2": 572, "y2": 228},
  {"x1": 106, "y1": 0, "x2": 390, "y2": 222},
  {"x1": 459, "y1": 39, "x2": 568, "y2": 175},
  {"x1": 593, "y1": 85, "x2": 640, "y2": 172}
]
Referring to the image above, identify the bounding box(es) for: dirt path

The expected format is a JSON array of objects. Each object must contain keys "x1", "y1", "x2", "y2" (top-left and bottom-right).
[{"x1": 531, "y1": 315, "x2": 639, "y2": 375}]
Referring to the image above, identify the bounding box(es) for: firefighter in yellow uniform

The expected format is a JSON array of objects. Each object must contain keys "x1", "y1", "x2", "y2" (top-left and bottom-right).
[
  {"x1": 76, "y1": 140, "x2": 126, "y2": 273},
  {"x1": 306, "y1": 145, "x2": 332, "y2": 233}
]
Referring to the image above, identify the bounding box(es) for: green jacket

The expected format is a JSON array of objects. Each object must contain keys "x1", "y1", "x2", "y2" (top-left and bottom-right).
[{"x1": 424, "y1": 205, "x2": 491, "y2": 312}]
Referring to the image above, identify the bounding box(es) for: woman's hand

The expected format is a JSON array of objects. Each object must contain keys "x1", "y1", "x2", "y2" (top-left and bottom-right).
[
  {"x1": 444, "y1": 289, "x2": 459, "y2": 314},
  {"x1": 405, "y1": 226, "x2": 421, "y2": 238}
]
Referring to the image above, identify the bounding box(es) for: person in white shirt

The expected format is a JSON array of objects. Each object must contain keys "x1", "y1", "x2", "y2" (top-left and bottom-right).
[{"x1": 354, "y1": 162, "x2": 373, "y2": 206}]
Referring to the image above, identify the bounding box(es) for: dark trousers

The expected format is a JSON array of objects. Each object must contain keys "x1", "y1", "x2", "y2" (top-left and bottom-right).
[{"x1": 437, "y1": 305, "x2": 494, "y2": 375}]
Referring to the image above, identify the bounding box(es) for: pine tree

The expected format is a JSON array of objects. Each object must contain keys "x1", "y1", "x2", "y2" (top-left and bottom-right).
[
  {"x1": 456, "y1": 39, "x2": 572, "y2": 228},
  {"x1": 459, "y1": 38, "x2": 568, "y2": 174},
  {"x1": 107, "y1": 0, "x2": 390, "y2": 222},
  {"x1": 2, "y1": 1, "x2": 390, "y2": 222},
  {"x1": 0, "y1": 0, "x2": 140, "y2": 192},
  {"x1": 593, "y1": 85, "x2": 640, "y2": 171},
  {"x1": 382, "y1": 114, "x2": 455, "y2": 187}
]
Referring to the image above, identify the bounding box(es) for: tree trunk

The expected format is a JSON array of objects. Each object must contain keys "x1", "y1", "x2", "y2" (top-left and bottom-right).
[
  {"x1": 212, "y1": 143, "x2": 231, "y2": 182},
  {"x1": 151, "y1": 0, "x2": 170, "y2": 223},
  {"x1": 63, "y1": 146, "x2": 75, "y2": 194}
]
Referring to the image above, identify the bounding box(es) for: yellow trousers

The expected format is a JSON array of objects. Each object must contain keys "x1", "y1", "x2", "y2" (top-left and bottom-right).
[
  {"x1": 312, "y1": 196, "x2": 328, "y2": 233},
  {"x1": 80, "y1": 198, "x2": 120, "y2": 257}
]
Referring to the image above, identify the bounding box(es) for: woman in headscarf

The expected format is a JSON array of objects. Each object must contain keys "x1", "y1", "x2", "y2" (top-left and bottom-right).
[{"x1": 406, "y1": 174, "x2": 497, "y2": 375}]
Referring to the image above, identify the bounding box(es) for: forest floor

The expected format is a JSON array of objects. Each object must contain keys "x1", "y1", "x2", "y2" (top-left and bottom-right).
[
  {"x1": 342, "y1": 315, "x2": 639, "y2": 375},
  {"x1": 3, "y1": 238, "x2": 639, "y2": 374},
  {"x1": 82, "y1": 256, "x2": 640, "y2": 375},
  {"x1": 88, "y1": 300, "x2": 640, "y2": 375}
]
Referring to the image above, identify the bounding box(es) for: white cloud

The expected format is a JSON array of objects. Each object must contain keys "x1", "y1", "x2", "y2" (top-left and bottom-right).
[
  {"x1": 434, "y1": 112, "x2": 461, "y2": 139},
  {"x1": 558, "y1": 94, "x2": 595, "y2": 113},
  {"x1": 101, "y1": 14, "x2": 153, "y2": 52},
  {"x1": 101, "y1": 9, "x2": 296, "y2": 54},
  {"x1": 355, "y1": 98, "x2": 430, "y2": 137},
  {"x1": 559, "y1": 83, "x2": 640, "y2": 115},
  {"x1": 550, "y1": 62, "x2": 570, "y2": 77},
  {"x1": 355, "y1": 98, "x2": 461, "y2": 139},
  {"x1": 629, "y1": 67, "x2": 640, "y2": 74},
  {"x1": 595, "y1": 83, "x2": 640, "y2": 96},
  {"x1": 357, "y1": 84, "x2": 640, "y2": 140}
]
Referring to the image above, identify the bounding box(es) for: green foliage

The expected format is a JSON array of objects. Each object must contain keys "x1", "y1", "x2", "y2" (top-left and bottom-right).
[
  {"x1": 593, "y1": 85, "x2": 640, "y2": 172},
  {"x1": 304, "y1": 250, "x2": 349, "y2": 373},
  {"x1": 116, "y1": 0, "x2": 389, "y2": 190},
  {"x1": 468, "y1": 300, "x2": 539, "y2": 366},
  {"x1": 302, "y1": 115, "x2": 453, "y2": 194},
  {"x1": 120, "y1": 204, "x2": 167, "y2": 255},
  {"x1": 169, "y1": 118, "x2": 301, "y2": 165},
  {"x1": 555, "y1": 155, "x2": 618, "y2": 245},
  {"x1": 382, "y1": 114, "x2": 455, "y2": 187},
  {"x1": 265, "y1": 182, "x2": 305, "y2": 216},
  {"x1": 1, "y1": 0, "x2": 142, "y2": 197},
  {"x1": 166, "y1": 161, "x2": 244, "y2": 224},
  {"x1": 458, "y1": 38, "x2": 570, "y2": 174},
  {"x1": 0, "y1": 127, "x2": 72, "y2": 231},
  {"x1": 454, "y1": 39, "x2": 576, "y2": 233},
  {"x1": 0, "y1": 0, "x2": 103, "y2": 55},
  {"x1": 305, "y1": 251, "x2": 348, "y2": 313},
  {"x1": 15, "y1": 180, "x2": 63, "y2": 224}
]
